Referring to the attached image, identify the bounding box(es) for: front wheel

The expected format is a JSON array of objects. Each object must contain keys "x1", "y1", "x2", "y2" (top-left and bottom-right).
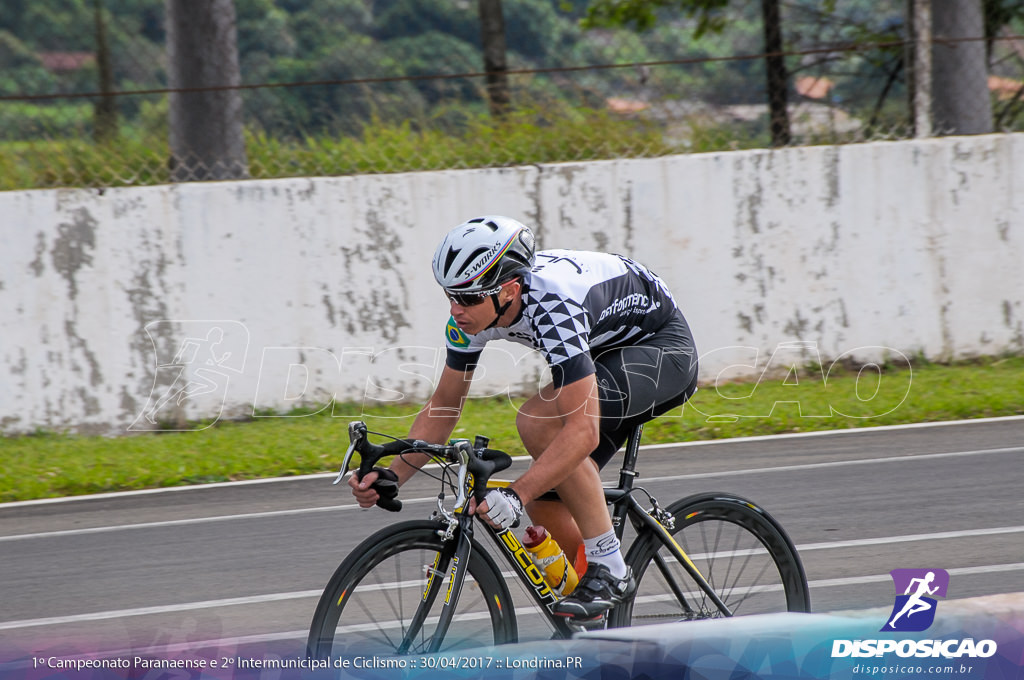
[
  {"x1": 610, "y1": 493, "x2": 810, "y2": 628},
  {"x1": 308, "y1": 520, "x2": 517, "y2": 658}
]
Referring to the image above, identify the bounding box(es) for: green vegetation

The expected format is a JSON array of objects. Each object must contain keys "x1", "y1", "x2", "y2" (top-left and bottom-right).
[
  {"x1": 2, "y1": 357, "x2": 1021, "y2": 503},
  {"x1": 0, "y1": 107, "x2": 682, "y2": 190},
  {"x1": 10, "y1": 1, "x2": 1024, "y2": 190},
  {"x1": 244, "y1": 105, "x2": 678, "y2": 175}
]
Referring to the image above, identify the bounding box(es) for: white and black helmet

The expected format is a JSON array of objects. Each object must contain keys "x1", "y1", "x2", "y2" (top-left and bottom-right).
[{"x1": 432, "y1": 216, "x2": 536, "y2": 292}]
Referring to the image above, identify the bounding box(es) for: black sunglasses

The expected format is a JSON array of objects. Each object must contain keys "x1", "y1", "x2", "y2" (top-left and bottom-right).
[{"x1": 444, "y1": 285, "x2": 501, "y2": 307}]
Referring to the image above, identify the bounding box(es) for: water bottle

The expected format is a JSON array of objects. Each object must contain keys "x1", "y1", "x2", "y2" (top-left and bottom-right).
[{"x1": 523, "y1": 526, "x2": 579, "y2": 596}]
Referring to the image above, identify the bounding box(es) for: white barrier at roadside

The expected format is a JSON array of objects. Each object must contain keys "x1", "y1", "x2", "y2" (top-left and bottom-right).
[{"x1": 1, "y1": 134, "x2": 1022, "y2": 433}]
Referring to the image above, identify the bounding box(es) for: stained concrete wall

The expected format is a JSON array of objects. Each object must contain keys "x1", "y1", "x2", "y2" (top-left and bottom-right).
[{"x1": 1, "y1": 134, "x2": 1021, "y2": 434}]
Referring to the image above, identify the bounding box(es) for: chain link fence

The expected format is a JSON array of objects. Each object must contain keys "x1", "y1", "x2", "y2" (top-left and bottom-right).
[{"x1": 1, "y1": 0, "x2": 1022, "y2": 190}]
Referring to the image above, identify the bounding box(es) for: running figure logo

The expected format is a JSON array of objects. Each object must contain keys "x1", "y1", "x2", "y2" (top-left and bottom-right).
[
  {"x1": 882, "y1": 568, "x2": 950, "y2": 632},
  {"x1": 130, "y1": 321, "x2": 249, "y2": 431}
]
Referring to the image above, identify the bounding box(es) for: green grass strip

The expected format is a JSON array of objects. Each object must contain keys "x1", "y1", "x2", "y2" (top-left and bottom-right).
[{"x1": 1, "y1": 357, "x2": 1021, "y2": 503}]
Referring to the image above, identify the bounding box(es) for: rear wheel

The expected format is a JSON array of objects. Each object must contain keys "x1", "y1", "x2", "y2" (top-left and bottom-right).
[
  {"x1": 308, "y1": 520, "x2": 517, "y2": 658},
  {"x1": 610, "y1": 493, "x2": 810, "y2": 627}
]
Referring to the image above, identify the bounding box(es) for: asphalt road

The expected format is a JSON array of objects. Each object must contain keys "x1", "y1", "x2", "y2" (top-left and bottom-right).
[{"x1": 2, "y1": 417, "x2": 1022, "y2": 662}]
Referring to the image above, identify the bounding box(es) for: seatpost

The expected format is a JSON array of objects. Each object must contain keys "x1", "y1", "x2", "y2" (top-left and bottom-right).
[
  {"x1": 616, "y1": 423, "x2": 644, "y2": 493},
  {"x1": 608, "y1": 423, "x2": 645, "y2": 541}
]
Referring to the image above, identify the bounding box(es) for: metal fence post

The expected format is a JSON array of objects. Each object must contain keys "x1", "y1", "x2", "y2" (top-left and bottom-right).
[{"x1": 911, "y1": 0, "x2": 933, "y2": 138}]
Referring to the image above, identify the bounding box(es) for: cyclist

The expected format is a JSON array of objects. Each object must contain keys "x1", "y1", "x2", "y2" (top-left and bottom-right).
[{"x1": 350, "y1": 215, "x2": 699, "y2": 620}]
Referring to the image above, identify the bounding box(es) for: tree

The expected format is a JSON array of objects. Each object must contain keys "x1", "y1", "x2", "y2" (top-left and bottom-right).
[
  {"x1": 583, "y1": 0, "x2": 792, "y2": 146},
  {"x1": 909, "y1": 0, "x2": 994, "y2": 135},
  {"x1": 985, "y1": 0, "x2": 1024, "y2": 128},
  {"x1": 478, "y1": 0, "x2": 510, "y2": 117},
  {"x1": 930, "y1": 0, "x2": 993, "y2": 134},
  {"x1": 583, "y1": 0, "x2": 730, "y2": 36},
  {"x1": 165, "y1": 0, "x2": 248, "y2": 181},
  {"x1": 761, "y1": 0, "x2": 790, "y2": 145},
  {"x1": 372, "y1": 1, "x2": 478, "y2": 44},
  {"x1": 93, "y1": 0, "x2": 117, "y2": 143}
]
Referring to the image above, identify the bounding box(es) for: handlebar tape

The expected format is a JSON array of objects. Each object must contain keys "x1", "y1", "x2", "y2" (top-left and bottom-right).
[
  {"x1": 470, "y1": 448, "x2": 513, "y2": 503},
  {"x1": 356, "y1": 467, "x2": 402, "y2": 512}
]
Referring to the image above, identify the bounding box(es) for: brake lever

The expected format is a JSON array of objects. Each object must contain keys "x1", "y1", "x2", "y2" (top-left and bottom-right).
[
  {"x1": 332, "y1": 438, "x2": 358, "y2": 485},
  {"x1": 332, "y1": 421, "x2": 367, "y2": 485},
  {"x1": 450, "y1": 440, "x2": 472, "y2": 512}
]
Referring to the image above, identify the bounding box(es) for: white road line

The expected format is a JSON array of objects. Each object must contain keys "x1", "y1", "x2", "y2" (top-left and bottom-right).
[
  {"x1": 0, "y1": 591, "x2": 320, "y2": 631},
  {"x1": 14, "y1": 561, "x2": 1021, "y2": 662},
  {"x1": 2, "y1": 445, "x2": 1018, "y2": 543},
  {"x1": 1, "y1": 538, "x2": 1020, "y2": 632},
  {"x1": 639, "y1": 414, "x2": 1024, "y2": 451},
  {"x1": 0, "y1": 497, "x2": 434, "y2": 543},
  {"x1": 808, "y1": 563, "x2": 1024, "y2": 589},
  {"x1": 4, "y1": 415, "x2": 1021, "y2": 509},
  {"x1": 650, "y1": 446, "x2": 1022, "y2": 483},
  {"x1": 797, "y1": 525, "x2": 1024, "y2": 552},
  {"x1": 624, "y1": 527, "x2": 1024, "y2": 561},
  {"x1": 7, "y1": 562, "x2": 1021, "y2": 663},
  {"x1": 630, "y1": 563, "x2": 1024, "y2": 605}
]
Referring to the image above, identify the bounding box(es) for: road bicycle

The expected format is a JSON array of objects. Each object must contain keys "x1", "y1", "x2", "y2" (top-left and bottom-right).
[{"x1": 307, "y1": 420, "x2": 810, "y2": 658}]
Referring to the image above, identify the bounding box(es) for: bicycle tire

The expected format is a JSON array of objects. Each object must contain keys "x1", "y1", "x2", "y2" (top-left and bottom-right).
[
  {"x1": 308, "y1": 520, "x2": 517, "y2": 658},
  {"x1": 610, "y1": 492, "x2": 810, "y2": 627}
]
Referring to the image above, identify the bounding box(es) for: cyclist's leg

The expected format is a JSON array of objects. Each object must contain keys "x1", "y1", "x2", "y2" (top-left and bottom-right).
[
  {"x1": 516, "y1": 385, "x2": 608, "y2": 562},
  {"x1": 516, "y1": 311, "x2": 698, "y2": 560},
  {"x1": 589, "y1": 312, "x2": 699, "y2": 468}
]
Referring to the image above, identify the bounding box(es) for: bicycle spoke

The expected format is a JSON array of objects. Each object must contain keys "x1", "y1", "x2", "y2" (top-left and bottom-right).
[
  {"x1": 714, "y1": 528, "x2": 762, "y2": 613},
  {"x1": 612, "y1": 495, "x2": 809, "y2": 629},
  {"x1": 309, "y1": 521, "x2": 514, "y2": 659},
  {"x1": 720, "y1": 515, "x2": 743, "y2": 598},
  {"x1": 696, "y1": 516, "x2": 722, "y2": 611},
  {"x1": 391, "y1": 551, "x2": 406, "y2": 647},
  {"x1": 651, "y1": 550, "x2": 698, "y2": 617},
  {"x1": 726, "y1": 555, "x2": 776, "y2": 615},
  {"x1": 351, "y1": 576, "x2": 399, "y2": 649}
]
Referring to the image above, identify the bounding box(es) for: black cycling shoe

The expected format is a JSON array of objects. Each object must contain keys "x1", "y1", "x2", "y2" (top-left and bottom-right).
[{"x1": 551, "y1": 564, "x2": 636, "y2": 620}]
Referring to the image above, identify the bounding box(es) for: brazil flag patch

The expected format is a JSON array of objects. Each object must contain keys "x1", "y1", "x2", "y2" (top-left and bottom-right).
[{"x1": 446, "y1": 316, "x2": 471, "y2": 348}]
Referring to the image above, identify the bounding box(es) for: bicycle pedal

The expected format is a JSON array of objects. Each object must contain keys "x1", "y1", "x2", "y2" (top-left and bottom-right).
[
  {"x1": 555, "y1": 611, "x2": 607, "y2": 628},
  {"x1": 581, "y1": 619, "x2": 607, "y2": 631}
]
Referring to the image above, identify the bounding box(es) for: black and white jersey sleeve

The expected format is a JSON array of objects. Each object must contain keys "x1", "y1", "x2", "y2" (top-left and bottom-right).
[
  {"x1": 443, "y1": 249, "x2": 678, "y2": 387},
  {"x1": 523, "y1": 250, "x2": 677, "y2": 387}
]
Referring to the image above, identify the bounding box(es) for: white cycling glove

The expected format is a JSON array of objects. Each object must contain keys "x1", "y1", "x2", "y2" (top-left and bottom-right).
[{"x1": 481, "y1": 487, "x2": 523, "y2": 530}]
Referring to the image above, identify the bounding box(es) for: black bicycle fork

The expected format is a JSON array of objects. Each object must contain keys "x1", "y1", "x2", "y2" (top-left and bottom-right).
[{"x1": 397, "y1": 517, "x2": 476, "y2": 654}]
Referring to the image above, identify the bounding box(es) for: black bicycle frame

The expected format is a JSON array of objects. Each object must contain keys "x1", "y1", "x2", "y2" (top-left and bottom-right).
[
  {"x1": 399, "y1": 422, "x2": 733, "y2": 649},
  {"x1": 491, "y1": 424, "x2": 731, "y2": 634},
  {"x1": 610, "y1": 423, "x2": 733, "y2": 617}
]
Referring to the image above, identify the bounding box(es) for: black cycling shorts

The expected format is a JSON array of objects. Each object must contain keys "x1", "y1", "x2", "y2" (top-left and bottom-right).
[{"x1": 589, "y1": 309, "x2": 698, "y2": 468}]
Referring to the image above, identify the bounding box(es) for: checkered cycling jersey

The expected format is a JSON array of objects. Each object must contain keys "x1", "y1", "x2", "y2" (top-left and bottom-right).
[{"x1": 444, "y1": 249, "x2": 678, "y2": 388}]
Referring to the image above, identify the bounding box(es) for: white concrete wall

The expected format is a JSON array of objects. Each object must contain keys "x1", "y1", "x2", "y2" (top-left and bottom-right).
[{"x1": 1, "y1": 134, "x2": 1021, "y2": 434}]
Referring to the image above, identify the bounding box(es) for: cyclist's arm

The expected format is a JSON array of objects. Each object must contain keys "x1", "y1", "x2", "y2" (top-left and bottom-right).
[
  {"x1": 389, "y1": 364, "x2": 474, "y2": 485},
  {"x1": 349, "y1": 365, "x2": 473, "y2": 506}
]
